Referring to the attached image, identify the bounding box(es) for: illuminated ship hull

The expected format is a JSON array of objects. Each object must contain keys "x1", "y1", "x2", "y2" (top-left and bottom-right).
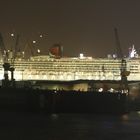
[{"x1": 0, "y1": 55, "x2": 140, "y2": 81}]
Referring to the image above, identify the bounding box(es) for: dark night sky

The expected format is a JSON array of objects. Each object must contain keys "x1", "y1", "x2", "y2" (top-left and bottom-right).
[{"x1": 0, "y1": 0, "x2": 140, "y2": 57}]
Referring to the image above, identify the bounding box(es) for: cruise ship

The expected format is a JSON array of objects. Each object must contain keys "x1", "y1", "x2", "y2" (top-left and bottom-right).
[
  {"x1": 0, "y1": 33, "x2": 139, "y2": 82},
  {"x1": 0, "y1": 40, "x2": 139, "y2": 113},
  {"x1": 0, "y1": 47, "x2": 139, "y2": 82}
]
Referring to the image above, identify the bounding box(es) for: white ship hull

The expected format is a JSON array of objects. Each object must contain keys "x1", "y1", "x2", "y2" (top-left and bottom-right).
[{"x1": 1, "y1": 55, "x2": 140, "y2": 81}]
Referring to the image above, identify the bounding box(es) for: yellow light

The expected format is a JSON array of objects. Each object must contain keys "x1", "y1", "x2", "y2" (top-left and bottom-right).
[{"x1": 37, "y1": 49, "x2": 40, "y2": 53}]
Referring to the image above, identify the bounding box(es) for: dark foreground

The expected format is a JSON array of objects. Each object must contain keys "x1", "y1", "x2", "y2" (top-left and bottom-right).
[
  {"x1": 0, "y1": 111, "x2": 140, "y2": 140},
  {"x1": 0, "y1": 88, "x2": 140, "y2": 139},
  {"x1": 0, "y1": 88, "x2": 127, "y2": 113}
]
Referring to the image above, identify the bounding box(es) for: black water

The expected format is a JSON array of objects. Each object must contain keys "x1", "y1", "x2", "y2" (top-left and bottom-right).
[{"x1": 0, "y1": 111, "x2": 140, "y2": 140}]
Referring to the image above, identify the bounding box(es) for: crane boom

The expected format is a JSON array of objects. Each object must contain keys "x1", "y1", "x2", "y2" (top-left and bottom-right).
[
  {"x1": 0, "y1": 33, "x2": 7, "y2": 62},
  {"x1": 114, "y1": 28, "x2": 123, "y2": 58},
  {"x1": 14, "y1": 34, "x2": 19, "y2": 59},
  {"x1": 0, "y1": 33, "x2": 6, "y2": 52},
  {"x1": 114, "y1": 28, "x2": 129, "y2": 93},
  {"x1": 0, "y1": 33, "x2": 19, "y2": 87}
]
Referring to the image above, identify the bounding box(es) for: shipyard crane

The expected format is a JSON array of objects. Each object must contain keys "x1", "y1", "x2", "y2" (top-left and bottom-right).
[
  {"x1": 0, "y1": 33, "x2": 6, "y2": 60},
  {"x1": 0, "y1": 33, "x2": 11, "y2": 86},
  {"x1": 0, "y1": 33, "x2": 20, "y2": 87},
  {"x1": 23, "y1": 41, "x2": 35, "y2": 57},
  {"x1": 9, "y1": 34, "x2": 20, "y2": 84},
  {"x1": 114, "y1": 28, "x2": 130, "y2": 92}
]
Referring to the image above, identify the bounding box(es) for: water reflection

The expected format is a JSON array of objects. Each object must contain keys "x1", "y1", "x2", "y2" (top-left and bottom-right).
[
  {"x1": 121, "y1": 114, "x2": 129, "y2": 121},
  {"x1": 0, "y1": 112, "x2": 140, "y2": 139}
]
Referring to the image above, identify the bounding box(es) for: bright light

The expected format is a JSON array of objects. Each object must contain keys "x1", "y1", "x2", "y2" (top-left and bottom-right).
[
  {"x1": 129, "y1": 45, "x2": 137, "y2": 58},
  {"x1": 113, "y1": 54, "x2": 117, "y2": 58},
  {"x1": 79, "y1": 53, "x2": 84, "y2": 59},
  {"x1": 98, "y1": 88, "x2": 103, "y2": 92},
  {"x1": 40, "y1": 35, "x2": 43, "y2": 38},
  {"x1": 11, "y1": 33, "x2": 14, "y2": 37},
  {"x1": 60, "y1": 75, "x2": 64, "y2": 80},
  {"x1": 109, "y1": 88, "x2": 114, "y2": 92},
  {"x1": 33, "y1": 40, "x2": 36, "y2": 44},
  {"x1": 37, "y1": 49, "x2": 40, "y2": 53}
]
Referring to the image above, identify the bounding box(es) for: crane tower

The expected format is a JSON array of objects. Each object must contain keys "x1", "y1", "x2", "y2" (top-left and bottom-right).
[{"x1": 114, "y1": 28, "x2": 130, "y2": 92}]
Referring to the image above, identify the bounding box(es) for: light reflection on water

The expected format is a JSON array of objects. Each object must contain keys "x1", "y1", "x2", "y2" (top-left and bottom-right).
[{"x1": 0, "y1": 111, "x2": 140, "y2": 139}]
